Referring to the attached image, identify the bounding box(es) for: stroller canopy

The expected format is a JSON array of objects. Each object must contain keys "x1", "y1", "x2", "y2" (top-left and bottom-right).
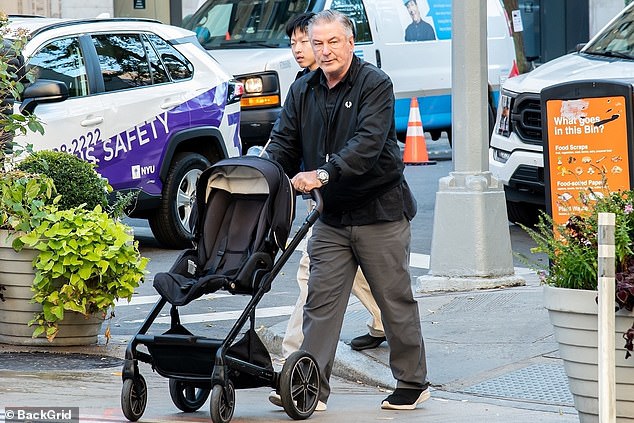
[{"x1": 194, "y1": 155, "x2": 295, "y2": 252}]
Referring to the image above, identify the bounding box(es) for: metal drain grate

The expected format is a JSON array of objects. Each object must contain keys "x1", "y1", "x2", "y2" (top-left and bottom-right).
[{"x1": 461, "y1": 363, "x2": 574, "y2": 406}]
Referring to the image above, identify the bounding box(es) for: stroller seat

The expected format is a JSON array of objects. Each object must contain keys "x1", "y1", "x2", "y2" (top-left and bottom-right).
[{"x1": 153, "y1": 156, "x2": 294, "y2": 305}]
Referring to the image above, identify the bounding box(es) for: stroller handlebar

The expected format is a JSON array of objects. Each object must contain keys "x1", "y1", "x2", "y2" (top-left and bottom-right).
[
  {"x1": 310, "y1": 189, "x2": 323, "y2": 215},
  {"x1": 303, "y1": 189, "x2": 322, "y2": 227}
]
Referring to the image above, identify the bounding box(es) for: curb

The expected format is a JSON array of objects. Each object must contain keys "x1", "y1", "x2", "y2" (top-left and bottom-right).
[{"x1": 257, "y1": 321, "x2": 395, "y2": 390}]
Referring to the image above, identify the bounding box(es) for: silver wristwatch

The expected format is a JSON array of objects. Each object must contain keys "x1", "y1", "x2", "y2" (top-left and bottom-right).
[{"x1": 316, "y1": 168, "x2": 329, "y2": 185}]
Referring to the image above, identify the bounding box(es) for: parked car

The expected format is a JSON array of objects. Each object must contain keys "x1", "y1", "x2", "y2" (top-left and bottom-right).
[
  {"x1": 489, "y1": 3, "x2": 634, "y2": 226},
  {"x1": 182, "y1": 0, "x2": 517, "y2": 150},
  {"x1": 6, "y1": 16, "x2": 243, "y2": 248}
]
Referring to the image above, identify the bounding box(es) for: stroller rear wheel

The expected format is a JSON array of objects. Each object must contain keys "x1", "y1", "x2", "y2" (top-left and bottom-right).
[
  {"x1": 210, "y1": 379, "x2": 235, "y2": 423},
  {"x1": 279, "y1": 350, "x2": 320, "y2": 420},
  {"x1": 169, "y1": 379, "x2": 211, "y2": 412},
  {"x1": 121, "y1": 375, "x2": 147, "y2": 421}
]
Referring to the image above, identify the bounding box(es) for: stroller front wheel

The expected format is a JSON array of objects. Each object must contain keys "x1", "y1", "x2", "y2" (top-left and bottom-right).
[
  {"x1": 121, "y1": 375, "x2": 148, "y2": 421},
  {"x1": 210, "y1": 379, "x2": 235, "y2": 423},
  {"x1": 280, "y1": 350, "x2": 320, "y2": 420},
  {"x1": 169, "y1": 379, "x2": 211, "y2": 412}
]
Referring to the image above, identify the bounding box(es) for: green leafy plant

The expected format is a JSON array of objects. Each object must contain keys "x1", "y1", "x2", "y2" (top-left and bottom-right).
[
  {"x1": 108, "y1": 189, "x2": 141, "y2": 221},
  {"x1": 0, "y1": 13, "x2": 43, "y2": 150},
  {"x1": 17, "y1": 150, "x2": 109, "y2": 211},
  {"x1": 0, "y1": 16, "x2": 148, "y2": 343},
  {"x1": 0, "y1": 169, "x2": 58, "y2": 248},
  {"x1": 0, "y1": 165, "x2": 149, "y2": 341},
  {"x1": 19, "y1": 204, "x2": 148, "y2": 341},
  {"x1": 0, "y1": 165, "x2": 148, "y2": 341},
  {"x1": 0, "y1": 14, "x2": 44, "y2": 305},
  {"x1": 520, "y1": 188, "x2": 634, "y2": 358}
]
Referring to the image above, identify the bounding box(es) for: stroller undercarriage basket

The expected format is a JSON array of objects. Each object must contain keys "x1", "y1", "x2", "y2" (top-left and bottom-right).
[{"x1": 120, "y1": 156, "x2": 323, "y2": 423}]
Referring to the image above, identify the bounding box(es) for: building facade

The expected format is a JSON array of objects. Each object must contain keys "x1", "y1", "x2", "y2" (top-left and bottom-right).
[{"x1": 0, "y1": 0, "x2": 201, "y2": 21}]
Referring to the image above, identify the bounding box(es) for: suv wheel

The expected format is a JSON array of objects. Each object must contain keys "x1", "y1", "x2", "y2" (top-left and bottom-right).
[
  {"x1": 149, "y1": 152, "x2": 211, "y2": 248},
  {"x1": 506, "y1": 201, "x2": 543, "y2": 227}
]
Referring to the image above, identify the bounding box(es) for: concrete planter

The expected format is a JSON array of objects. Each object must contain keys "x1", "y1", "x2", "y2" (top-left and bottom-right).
[
  {"x1": 543, "y1": 285, "x2": 634, "y2": 422},
  {"x1": 0, "y1": 230, "x2": 102, "y2": 346}
]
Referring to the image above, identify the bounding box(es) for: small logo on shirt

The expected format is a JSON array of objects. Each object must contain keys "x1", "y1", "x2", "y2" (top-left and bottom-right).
[{"x1": 345, "y1": 101, "x2": 352, "y2": 109}]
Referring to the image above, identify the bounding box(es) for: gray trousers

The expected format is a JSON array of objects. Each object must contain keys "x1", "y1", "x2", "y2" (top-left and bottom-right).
[{"x1": 300, "y1": 217, "x2": 427, "y2": 402}]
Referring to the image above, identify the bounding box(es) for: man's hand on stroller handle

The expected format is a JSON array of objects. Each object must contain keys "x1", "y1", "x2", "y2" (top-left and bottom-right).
[{"x1": 291, "y1": 170, "x2": 323, "y2": 193}]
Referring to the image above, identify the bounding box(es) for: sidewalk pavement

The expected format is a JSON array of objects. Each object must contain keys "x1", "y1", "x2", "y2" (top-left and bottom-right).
[
  {"x1": 259, "y1": 268, "x2": 580, "y2": 421},
  {"x1": 0, "y1": 269, "x2": 581, "y2": 422}
]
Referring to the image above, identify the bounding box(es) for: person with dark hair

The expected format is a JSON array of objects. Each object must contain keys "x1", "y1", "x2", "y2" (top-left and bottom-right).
[
  {"x1": 266, "y1": 9, "x2": 429, "y2": 411},
  {"x1": 285, "y1": 12, "x2": 318, "y2": 77},
  {"x1": 404, "y1": 0, "x2": 436, "y2": 42}
]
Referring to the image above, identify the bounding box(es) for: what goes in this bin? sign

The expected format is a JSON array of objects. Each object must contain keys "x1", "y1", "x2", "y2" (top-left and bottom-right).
[{"x1": 544, "y1": 93, "x2": 630, "y2": 226}]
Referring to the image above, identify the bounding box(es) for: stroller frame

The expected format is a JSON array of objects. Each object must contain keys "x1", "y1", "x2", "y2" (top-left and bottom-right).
[{"x1": 120, "y1": 156, "x2": 323, "y2": 423}]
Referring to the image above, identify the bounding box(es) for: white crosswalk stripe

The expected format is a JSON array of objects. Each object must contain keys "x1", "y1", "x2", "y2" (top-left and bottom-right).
[{"x1": 409, "y1": 252, "x2": 429, "y2": 269}]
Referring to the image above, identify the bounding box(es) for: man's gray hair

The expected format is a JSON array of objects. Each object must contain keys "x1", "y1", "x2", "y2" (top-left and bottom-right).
[{"x1": 308, "y1": 9, "x2": 355, "y2": 38}]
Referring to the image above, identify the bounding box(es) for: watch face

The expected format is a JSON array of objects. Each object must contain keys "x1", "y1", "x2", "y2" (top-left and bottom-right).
[{"x1": 317, "y1": 169, "x2": 328, "y2": 183}]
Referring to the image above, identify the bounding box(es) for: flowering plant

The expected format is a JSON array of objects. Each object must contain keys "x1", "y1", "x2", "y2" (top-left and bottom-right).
[{"x1": 521, "y1": 188, "x2": 634, "y2": 358}]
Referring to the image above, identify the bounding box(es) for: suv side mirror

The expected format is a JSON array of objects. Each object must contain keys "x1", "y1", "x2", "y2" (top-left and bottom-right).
[
  {"x1": 20, "y1": 79, "x2": 69, "y2": 115},
  {"x1": 576, "y1": 43, "x2": 587, "y2": 52}
]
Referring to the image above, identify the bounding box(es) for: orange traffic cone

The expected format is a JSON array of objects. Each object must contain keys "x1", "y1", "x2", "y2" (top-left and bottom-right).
[{"x1": 403, "y1": 97, "x2": 436, "y2": 166}]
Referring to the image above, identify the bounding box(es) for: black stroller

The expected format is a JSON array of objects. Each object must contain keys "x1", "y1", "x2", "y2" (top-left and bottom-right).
[{"x1": 120, "y1": 156, "x2": 322, "y2": 423}]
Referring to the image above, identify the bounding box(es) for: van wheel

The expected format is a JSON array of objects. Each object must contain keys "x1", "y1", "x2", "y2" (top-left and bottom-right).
[{"x1": 149, "y1": 153, "x2": 210, "y2": 249}]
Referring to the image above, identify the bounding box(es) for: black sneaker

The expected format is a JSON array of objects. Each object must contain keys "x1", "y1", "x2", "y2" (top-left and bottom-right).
[
  {"x1": 381, "y1": 387, "x2": 430, "y2": 410},
  {"x1": 350, "y1": 334, "x2": 387, "y2": 351}
]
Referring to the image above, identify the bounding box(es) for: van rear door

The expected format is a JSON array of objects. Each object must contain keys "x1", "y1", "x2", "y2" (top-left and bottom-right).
[{"x1": 357, "y1": 0, "x2": 516, "y2": 137}]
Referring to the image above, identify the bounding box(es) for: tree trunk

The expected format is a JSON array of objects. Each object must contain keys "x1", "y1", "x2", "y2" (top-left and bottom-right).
[{"x1": 502, "y1": 0, "x2": 530, "y2": 74}]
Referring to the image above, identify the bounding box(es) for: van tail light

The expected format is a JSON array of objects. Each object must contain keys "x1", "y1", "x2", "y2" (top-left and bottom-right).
[
  {"x1": 227, "y1": 79, "x2": 244, "y2": 105},
  {"x1": 508, "y1": 60, "x2": 520, "y2": 78}
]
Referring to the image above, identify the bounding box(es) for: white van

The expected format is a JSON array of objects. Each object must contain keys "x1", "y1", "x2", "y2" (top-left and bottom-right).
[
  {"x1": 184, "y1": 0, "x2": 517, "y2": 149},
  {"x1": 489, "y1": 3, "x2": 634, "y2": 226}
]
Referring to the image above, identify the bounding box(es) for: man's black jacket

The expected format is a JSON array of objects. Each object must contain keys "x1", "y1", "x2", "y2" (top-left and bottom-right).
[{"x1": 267, "y1": 55, "x2": 406, "y2": 216}]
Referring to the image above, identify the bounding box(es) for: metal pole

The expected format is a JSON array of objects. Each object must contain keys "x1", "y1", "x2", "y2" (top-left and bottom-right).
[
  {"x1": 451, "y1": 0, "x2": 488, "y2": 171},
  {"x1": 598, "y1": 212, "x2": 616, "y2": 423},
  {"x1": 417, "y1": 0, "x2": 524, "y2": 291}
]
